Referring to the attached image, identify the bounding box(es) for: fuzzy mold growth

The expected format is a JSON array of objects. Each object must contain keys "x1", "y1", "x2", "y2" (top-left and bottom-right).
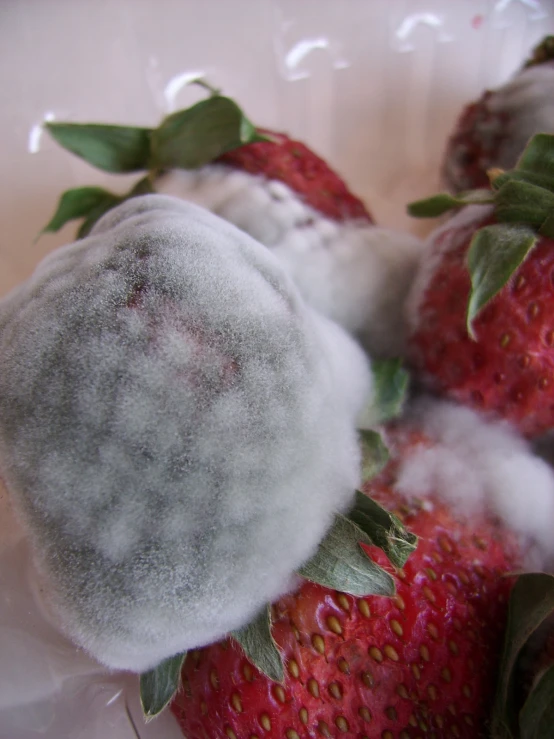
[{"x1": 0, "y1": 195, "x2": 372, "y2": 671}]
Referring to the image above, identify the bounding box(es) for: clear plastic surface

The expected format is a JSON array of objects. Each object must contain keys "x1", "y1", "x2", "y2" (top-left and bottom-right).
[{"x1": 1, "y1": 1, "x2": 553, "y2": 737}]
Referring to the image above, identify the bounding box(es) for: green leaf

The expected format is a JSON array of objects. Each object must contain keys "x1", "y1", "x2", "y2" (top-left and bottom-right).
[
  {"x1": 297, "y1": 513, "x2": 395, "y2": 597},
  {"x1": 495, "y1": 179, "x2": 554, "y2": 227},
  {"x1": 45, "y1": 122, "x2": 152, "y2": 173},
  {"x1": 539, "y1": 211, "x2": 554, "y2": 239},
  {"x1": 188, "y1": 77, "x2": 222, "y2": 97},
  {"x1": 129, "y1": 175, "x2": 156, "y2": 196},
  {"x1": 491, "y1": 169, "x2": 554, "y2": 194},
  {"x1": 408, "y1": 189, "x2": 494, "y2": 218},
  {"x1": 359, "y1": 429, "x2": 390, "y2": 482},
  {"x1": 150, "y1": 96, "x2": 268, "y2": 170},
  {"x1": 347, "y1": 490, "x2": 417, "y2": 569},
  {"x1": 492, "y1": 573, "x2": 554, "y2": 739},
  {"x1": 74, "y1": 177, "x2": 156, "y2": 239},
  {"x1": 369, "y1": 359, "x2": 409, "y2": 425},
  {"x1": 466, "y1": 224, "x2": 537, "y2": 338},
  {"x1": 239, "y1": 115, "x2": 265, "y2": 146},
  {"x1": 139, "y1": 652, "x2": 187, "y2": 719},
  {"x1": 41, "y1": 186, "x2": 120, "y2": 235},
  {"x1": 524, "y1": 35, "x2": 554, "y2": 69},
  {"x1": 408, "y1": 193, "x2": 462, "y2": 218},
  {"x1": 515, "y1": 134, "x2": 554, "y2": 186},
  {"x1": 76, "y1": 199, "x2": 121, "y2": 239},
  {"x1": 520, "y1": 664, "x2": 554, "y2": 739},
  {"x1": 231, "y1": 605, "x2": 284, "y2": 683}
]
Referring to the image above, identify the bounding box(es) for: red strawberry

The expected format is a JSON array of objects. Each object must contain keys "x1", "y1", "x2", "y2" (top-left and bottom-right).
[
  {"x1": 442, "y1": 35, "x2": 554, "y2": 193},
  {"x1": 171, "y1": 424, "x2": 522, "y2": 739},
  {"x1": 43, "y1": 93, "x2": 422, "y2": 359},
  {"x1": 407, "y1": 205, "x2": 554, "y2": 438},
  {"x1": 216, "y1": 130, "x2": 373, "y2": 223},
  {"x1": 408, "y1": 132, "x2": 554, "y2": 438},
  {"x1": 161, "y1": 126, "x2": 421, "y2": 359}
]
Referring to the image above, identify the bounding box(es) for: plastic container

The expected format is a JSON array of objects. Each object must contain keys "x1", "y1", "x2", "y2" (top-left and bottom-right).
[{"x1": 1, "y1": 1, "x2": 553, "y2": 737}]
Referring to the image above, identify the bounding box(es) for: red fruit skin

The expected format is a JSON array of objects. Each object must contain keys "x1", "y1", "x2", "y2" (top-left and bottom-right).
[
  {"x1": 171, "y1": 427, "x2": 521, "y2": 739},
  {"x1": 409, "y1": 209, "x2": 554, "y2": 438},
  {"x1": 217, "y1": 131, "x2": 373, "y2": 223}
]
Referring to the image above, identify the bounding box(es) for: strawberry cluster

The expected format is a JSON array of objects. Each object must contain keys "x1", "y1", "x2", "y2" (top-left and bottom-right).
[{"x1": 3, "y1": 35, "x2": 554, "y2": 739}]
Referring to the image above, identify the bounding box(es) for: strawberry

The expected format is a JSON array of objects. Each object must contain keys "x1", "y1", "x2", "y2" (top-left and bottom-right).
[
  {"x1": 171, "y1": 422, "x2": 522, "y2": 739},
  {"x1": 162, "y1": 144, "x2": 422, "y2": 357},
  {"x1": 407, "y1": 133, "x2": 554, "y2": 438},
  {"x1": 442, "y1": 35, "x2": 554, "y2": 193},
  {"x1": 158, "y1": 128, "x2": 422, "y2": 359},
  {"x1": 42, "y1": 90, "x2": 423, "y2": 358},
  {"x1": 407, "y1": 204, "x2": 554, "y2": 437},
  {"x1": 0, "y1": 194, "x2": 375, "y2": 673},
  {"x1": 215, "y1": 129, "x2": 373, "y2": 223}
]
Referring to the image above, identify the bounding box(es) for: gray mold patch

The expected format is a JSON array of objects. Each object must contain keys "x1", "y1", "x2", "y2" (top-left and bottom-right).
[{"x1": 0, "y1": 195, "x2": 371, "y2": 671}]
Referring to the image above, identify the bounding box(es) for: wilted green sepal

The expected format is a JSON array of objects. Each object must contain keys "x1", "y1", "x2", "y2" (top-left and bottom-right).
[
  {"x1": 45, "y1": 122, "x2": 152, "y2": 173},
  {"x1": 347, "y1": 490, "x2": 417, "y2": 569},
  {"x1": 408, "y1": 193, "x2": 461, "y2": 218},
  {"x1": 129, "y1": 176, "x2": 156, "y2": 196},
  {"x1": 231, "y1": 605, "x2": 284, "y2": 683},
  {"x1": 150, "y1": 96, "x2": 270, "y2": 170},
  {"x1": 359, "y1": 430, "x2": 390, "y2": 482},
  {"x1": 408, "y1": 189, "x2": 494, "y2": 218},
  {"x1": 139, "y1": 651, "x2": 187, "y2": 720},
  {"x1": 73, "y1": 177, "x2": 157, "y2": 239},
  {"x1": 191, "y1": 78, "x2": 222, "y2": 97},
  {"x1": 524, "y1": 36, "x2": 554, "y2": 69},
  {"x1": 76, "y1": 200, "x2": 122, "y2": 239},
  {"x1": 466, "y1": 225, "x2": 537, "y2": 338},
  {"x1": 240, "y1": 116, "x2": 268, "y2": 146},
  {"x1": 519, "y1": 664, "x2": 554, "y2": 739},
  {"x1": 515, "y1": 134, "x2": 554, "y2": 186},
  {"x1": 297, "y1": 514, "x2": 395, "y2": 597},
  {"x1": 369, "y1": 359, "x2": 409, "y2": 425},
  {"x1": 41, "y1": 186, "x2": 120, "y2": 235},
  {"x1": 77, "y1": 176, "x2": 157, "y2": 238},
  {"x1": 492, "y1": 573, "x2": 554, "y2": 739},
  {"x1": 491, "y1": 169, "x2": 554, "y2": 194},
  {"x1": 495, "y1": 180, "x2": 554, "y2": 227},
  {"x1": 539, "y1": 210, "x2": 554, "y2": 239}
]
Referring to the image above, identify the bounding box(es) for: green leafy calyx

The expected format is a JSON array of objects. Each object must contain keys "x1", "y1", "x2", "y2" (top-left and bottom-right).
[
  {"x1": 359, "y1": 429, "x2": 390, "y2": 482},
  {"x1": 40, "y1": 187, "x2": 121, "y2": 237},
  {"x1": 231, "y1": 605, "x2": 284, "y2": 683},
  {"x1": 347, "y1": 490, "x2": 417, "y2": 569},
  {"x1": 492, "y1": 572, "x2": 554, "y2": 739},
  {"x1": 139, "y1": 652, "x2": 187, "y2": 720},
  {"x1": 40, "y1": 82, "x2": 270, "y2": 240},
  {"x1": 45, "y1": 122, "x2": 152, "y2": 173},
  {"x1": 466, "y1": 225, "x2": 537, "y2": 338},
  {"x1": 368, "y1": 359, "x2": 409, "y2": 425},
  {"x1": 409, "y1": 134, "x2": 554, "y2": 333},
  {"x1": 297, "y1": 513, "x2": 396, "y2": 597},
  {"x1": 409, "y1": 135, "x2": 554, "y2": 230},
  {"x1": 407, "y1": 189, "x2": 494, "y2": 218},
  {"x1": 524, "y1": 35, "x2": 554, "y2": 69},
  {"x1": 150, "y1": 95, "x2": 267, "y2": 170}
]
